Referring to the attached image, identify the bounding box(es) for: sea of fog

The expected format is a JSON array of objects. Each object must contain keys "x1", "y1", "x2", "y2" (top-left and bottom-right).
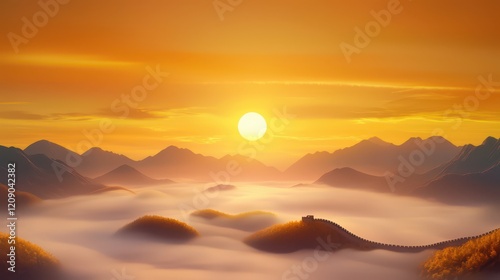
[{"x1": 4, "y1": 182, "x2": 500, "y2": 280}]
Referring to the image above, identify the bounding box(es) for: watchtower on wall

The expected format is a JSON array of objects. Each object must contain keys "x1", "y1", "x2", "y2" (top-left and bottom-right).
[{"x1": 302, "y1": 215, "x2": 314, "y2": 222}]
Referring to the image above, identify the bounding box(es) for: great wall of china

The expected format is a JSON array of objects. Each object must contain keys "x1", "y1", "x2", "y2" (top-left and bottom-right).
[{"x1": 303, "y1": 215, "x2": 499, "y2": 253}]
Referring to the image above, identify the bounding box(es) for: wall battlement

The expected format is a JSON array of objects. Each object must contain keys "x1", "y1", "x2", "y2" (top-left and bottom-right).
[
  {"x1": 308, "y1": 216, "x2": 499, "y2": 252},
  {"x1": 302, "y1": 215, "x2": 315, "y2": 222}
]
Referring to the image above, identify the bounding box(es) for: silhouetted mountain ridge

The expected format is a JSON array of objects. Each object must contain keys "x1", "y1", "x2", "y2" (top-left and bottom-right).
[
  {"x1": 414, "y1": 164, "x2": 500, "y2": 205},
  {"x1": 286, "y1": 136, "x2": 459, "y2": 180},
  {"x1": 24, "y1": 139, "x2": 79, "y2": 162},
  {"x1": 79, "y1": 147, "x2": 136, "y2": 177},
  {"x1": 94, "y1": 164, "x2": 173, "y2": 186},
  {"x1": 23, "y1": 140, "x2": 281, "y2": 181},
  {"x1": 436, "y1": 136, "x2": 499, "y2": 176},
  {"x1": 313, "y1": 136, "x2": 499, "y2": 205},
  {"x1": 316, "y1": 167, "x2": 389, "y2": 192},
  {"x1": 0, "y1": 146, "x2": 104, "y2": 199}
]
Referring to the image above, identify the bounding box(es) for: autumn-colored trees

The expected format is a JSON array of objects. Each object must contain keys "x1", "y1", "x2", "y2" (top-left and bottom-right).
[
  {"x1": 423, "y1": 230, "x2": 500, "y2": 279},
  {"x1": 116, "y1": 215, "x2": 199, "y2": 241},
  {"x1": 0, "y1": 232, "x2": 60, "y2": 280},
  {"x1": 244, "y1": 220, "x2": 346, "y2": 253}
]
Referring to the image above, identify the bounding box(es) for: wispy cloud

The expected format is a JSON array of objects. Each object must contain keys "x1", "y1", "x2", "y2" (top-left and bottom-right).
[
  {"x1": 98, "y1": 107, "x2": 164, "y2": 120},
  {"x1": 291, "y1": 92, "x2": 500, "y2": 122},
  {"x1": 0, "y1": 110, "x2": 97, "y2": 121},
  {"x1": 0, "y1": 110, "x2": 46, "y2": 120},
  {"x1": 197, "y1": 80, "x2": 472, "y2": 92},
  {"x1": 1, "y1": 54, "x2": 136, "y2": 68},
  {"x1": 0, "y1": 107, "x2": 210, "y2": 121}
]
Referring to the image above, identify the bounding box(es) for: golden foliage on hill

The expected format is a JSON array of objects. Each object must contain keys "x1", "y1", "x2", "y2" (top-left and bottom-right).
[
  {"x1": 244, "y1": 220, "x2": 345, "y2": 253},
  {"x1": 0, "y1": 232, "x2": 60, "y2": 280},
  {"x1": 423, "y1": 229, "x2": 500, "y2": 279},
  {"x1": 191, "y1": 209, "x2": 275, "y2": 219},
  {"x1": 116, "y1": 215, "x2": 199, "y2": 241}
]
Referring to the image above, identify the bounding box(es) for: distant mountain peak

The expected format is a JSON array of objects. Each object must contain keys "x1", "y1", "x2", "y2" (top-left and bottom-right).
[
  {"x1": 367, "y1": 136, "x2": 382, "y2": 142},
  {"x1": 156, "y1": 145, "x2": 193, "y2": 156},
  {"x1": 1, "y1": 145, "x2": 103, "y2": 198},
  {"x1": 25, "y1": 139, "x2": 69, "y2": 150},
  {"x1": 436, "y1": 135, "x2": 499, "y2": 176},
  {"x1": 482, "y1": 136, "x2": 498, "y2": 146},
  {"x1": 427, "y1": 136, "x2": 450, "y2": 143},
  {"x1": 112, "y1": 164, "x2": 137, "y2": 173},
  {"x1": 96, "y1": 164, "x2": 145, "y2": 178},
  {"x1": 82, "y1": 147, "x2": 104, "y2": 156},
  {"x1": 165, "y1": 145, "x2": 181, "y2": 150},
  {"x1": 315, "y1": 167, "x2": 388, "y2": 192},
  {"x1": 82, "y1": 147, "x2": 127, "y2": 157},
  {"x1": 138, "y1": 146, "x2": 191, "y2": 162},
  {"x1": 94, "y1": 163, "x2": 173, "y2": 186},
  {"x1": 366, "y1": 137, "x2": 392, "y2": 146},
  {"x1": 401, "y1": 137, "x2": 423, "y2": 146},
  {"x1": 286, "y1": 135, "x2": 460, "y2": 180},
  {"x1": 30, "y1": 139, "x2": 53, "y2": 145},
  {"x1": 24, "y1": 139, "x2": 79, "y2": 162},
  {"x1": 349, "y1": 139, "x2": 382, "y2": 149}
]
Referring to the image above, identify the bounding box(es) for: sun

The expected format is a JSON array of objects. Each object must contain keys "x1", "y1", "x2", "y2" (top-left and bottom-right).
[{"x1": 238, "y1": 112, "x2": 267, "y2": 141}]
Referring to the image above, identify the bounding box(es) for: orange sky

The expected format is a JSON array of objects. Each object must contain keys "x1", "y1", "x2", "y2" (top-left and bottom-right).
[{"x1": 1, "y1": 0, "x2": 499, "y2": 169}]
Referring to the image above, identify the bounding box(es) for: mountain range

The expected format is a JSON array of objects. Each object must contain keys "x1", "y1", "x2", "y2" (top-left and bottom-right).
[
  {"x1": 7, "y1": 136, "x2": 499, "y2": 204},
  {"x1": 412, "y1": 136, "x2": 500, "y2": 204},
  {"x1": 0, "y1": 146, "x2": 104, "y2": 199},
  {"x1": 21, "y1": 137, "x2": 498, "y2": 182},
  {"x1": 316, "y1": 167, "x2": 389, "y2": 193},
  {"x1": 24, "y1": 140, "x2": 281, "y2": 181},
  {"x1": 414, "y1": 163, "x2": 500, "y2": 205},
  {"x1": 286, "y1": 136, "x2": 460, "y2": 180},
  {"x1": 25, "y1": 140, "x2": 135, "y2": 177},
  {"x1": 94, "y1": 164, "x2": 174, "y2": 187},
  {"x1": 315, "y1": 136, "x2": 500, "y2": 204}
]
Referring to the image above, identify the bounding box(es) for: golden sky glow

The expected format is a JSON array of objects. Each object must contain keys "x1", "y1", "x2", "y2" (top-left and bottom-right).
[{"x1": 1, "y1": 0, "x2": 499, "y2": 169}]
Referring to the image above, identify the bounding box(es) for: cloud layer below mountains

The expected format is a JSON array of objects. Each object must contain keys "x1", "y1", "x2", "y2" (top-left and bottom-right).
[{"x1": 4, "y1": 183, "x2": 499, "y2": 280}]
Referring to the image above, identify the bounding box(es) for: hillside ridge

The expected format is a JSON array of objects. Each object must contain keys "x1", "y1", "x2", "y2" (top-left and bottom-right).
[{"x1": 307, "y1": 216, "x2": 499, "y2": 252}]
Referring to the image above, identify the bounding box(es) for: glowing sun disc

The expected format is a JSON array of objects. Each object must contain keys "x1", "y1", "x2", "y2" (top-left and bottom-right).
[{"x1": 238, "y1": 112, "x2": 267, "y2": 141}]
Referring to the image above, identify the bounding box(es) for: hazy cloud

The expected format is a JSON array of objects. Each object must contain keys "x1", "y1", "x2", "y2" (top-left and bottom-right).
[{"x1": 0, "y1": 110, "x2": 47, "y2": 120}]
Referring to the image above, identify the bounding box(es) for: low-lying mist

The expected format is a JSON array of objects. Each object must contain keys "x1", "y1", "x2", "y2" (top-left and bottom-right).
[{"x1": 3, "y1": 182, "x2": 499, "y2": 280}]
